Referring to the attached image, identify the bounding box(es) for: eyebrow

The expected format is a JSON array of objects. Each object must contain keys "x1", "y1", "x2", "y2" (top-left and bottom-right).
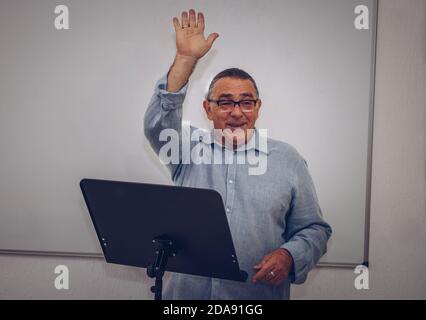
[{"x1": 217, "y1": 92, "x2": 255, "y2": 99}]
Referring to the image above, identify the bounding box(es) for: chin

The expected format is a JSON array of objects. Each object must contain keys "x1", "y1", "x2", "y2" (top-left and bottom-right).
[{"x1": 223, "y1": 126, "x2": 248, "y2": 147}]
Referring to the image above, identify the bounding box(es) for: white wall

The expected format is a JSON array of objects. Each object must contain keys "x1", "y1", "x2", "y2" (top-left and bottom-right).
[
  {"x1": 1, "y1": 0, "x2": 425, "y2": 299},
  {"x1": 294, "y1": 0, "x2": 426, "y2": 299}
]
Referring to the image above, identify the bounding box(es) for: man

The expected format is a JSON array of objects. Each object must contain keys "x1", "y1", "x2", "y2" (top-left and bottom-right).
[{"x1": 144, "y1": 9, "x2": 332, "y2": 300}]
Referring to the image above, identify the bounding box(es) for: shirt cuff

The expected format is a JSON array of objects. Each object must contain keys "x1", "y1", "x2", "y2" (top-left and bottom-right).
[
  {"x1": 155, "y1": 74, "x2": 189, "y2": 109},
  {"x1": 280, "y1": 241, "x2": 309, "y2": 284}
]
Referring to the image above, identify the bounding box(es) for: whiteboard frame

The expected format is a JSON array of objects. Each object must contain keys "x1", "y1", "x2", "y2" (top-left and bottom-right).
[{"x1": 0, "y1": 0, "x2": 378, "y2": 269}]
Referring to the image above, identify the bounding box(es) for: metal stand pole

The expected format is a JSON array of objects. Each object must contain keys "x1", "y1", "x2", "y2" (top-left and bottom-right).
[{"x1": 146, "y1": 236, "x2": 176, "y2": 300}]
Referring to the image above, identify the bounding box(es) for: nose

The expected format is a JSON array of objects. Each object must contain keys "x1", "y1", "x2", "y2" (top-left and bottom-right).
[{"x1": 230, "y1": 104, "x2": 244, "y2": 118}]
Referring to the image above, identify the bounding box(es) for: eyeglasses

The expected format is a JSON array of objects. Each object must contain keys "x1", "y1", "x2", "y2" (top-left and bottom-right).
[{"x1": 208, "y1": 99, "x2": 258, "y2": 113}]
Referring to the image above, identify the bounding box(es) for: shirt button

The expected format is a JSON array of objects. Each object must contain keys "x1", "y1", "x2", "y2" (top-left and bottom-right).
[
  {"x1": 226, "y1": 207, "x2": 231, "y2": 213},
  {"x1": 228, "y1": 179, "x2": 233, "y2": 184}
]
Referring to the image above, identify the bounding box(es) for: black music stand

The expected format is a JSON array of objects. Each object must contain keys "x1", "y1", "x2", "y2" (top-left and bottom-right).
[{"x1": 80, "y1": 178, "x2": 248, "y2": 300}]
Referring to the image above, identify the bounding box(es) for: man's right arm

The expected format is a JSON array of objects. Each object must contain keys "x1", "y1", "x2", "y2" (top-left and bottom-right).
[
  {"x1": 166, "y1": 55, "x2": 197, "y2": 93},
  {"x1": 144, "y1": 9, "x2": 219, "y2": 180},
  {"x1": 144, "y1": 54, "x2": 198, "y2": 157}
]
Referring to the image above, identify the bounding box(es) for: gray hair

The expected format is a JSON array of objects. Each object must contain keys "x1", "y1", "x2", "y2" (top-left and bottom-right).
[{"x1": 206, "y1": 68, "x2": 260, "y2": 100}]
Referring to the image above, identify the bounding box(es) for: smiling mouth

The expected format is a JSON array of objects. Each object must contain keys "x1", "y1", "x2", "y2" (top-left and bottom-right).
[{"x1": 226, "y1": 123, "x2": 247, "y2": 131}]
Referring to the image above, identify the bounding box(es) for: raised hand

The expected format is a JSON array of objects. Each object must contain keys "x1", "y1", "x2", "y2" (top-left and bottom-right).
[
  {"x1": 167, "y1": 10, "x2": 218, "y2": 92},
  {"x1": 173, "y1": 9, "x2": 219, "y2": 60}
]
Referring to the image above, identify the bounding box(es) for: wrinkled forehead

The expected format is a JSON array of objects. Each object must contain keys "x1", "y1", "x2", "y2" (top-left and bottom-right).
[{"x1": 210, "y1": 77, "x2": 257, "y2": 99}]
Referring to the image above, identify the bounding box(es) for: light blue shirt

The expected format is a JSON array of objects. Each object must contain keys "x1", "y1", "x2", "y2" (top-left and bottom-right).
[{"x1": 144, "y1": 75, "x2": 332, "y2": 300}]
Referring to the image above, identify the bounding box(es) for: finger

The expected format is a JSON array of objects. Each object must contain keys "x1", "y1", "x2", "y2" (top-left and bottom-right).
[
  {"x1": 206, "y1": 33, "x2": 219, "y2": 48},
  {"x1": 182, "y1": 11, "x2": 189, "y2": 27},
  {"x1": 198, "y1": 12, "x2": 205, "y2": 31},
  {"x1": 253, "y1": 261, "x2": 265, "y2": 269},
  {"x1": 252, "y1": 266, "x2": 265, "y2": 283},
  {"x1": 253, "y1": 252, "x2": 273, "y2": 269},
  {"x1": 173, "y1": 17, "x2": 180, "y2": 32},
  {"x1": 189, "y1": 9, "x2": 196, "y2": 27},
  {"x1": 270, "y1": 272, "x2": 287, "y2": 286},
  {"x1": 262, "y1": 269, "x2": 281, "y2": 286},
  {"x1": 263, "y1": 271, "x2": 273, "y2": 282},
  {"x1": 269, "y1": 265, "x2": 289, "y2": 286},
  {"x1": 252, "y1": 260, "x2": 275, "y2": 283},
  {"x1": 253, "y1": 267, "x2": 274, "y2": 284}
]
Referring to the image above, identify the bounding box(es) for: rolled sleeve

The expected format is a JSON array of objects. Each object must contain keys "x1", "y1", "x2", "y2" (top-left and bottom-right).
[
  {"x1": 144, "y1": 73, "x2": 189, "y2": 147},
  {"x1": 156, "y1": 74, "x2": 188, "y2": 109},
  {"x1": 144, "y1": 74, "x2": 190, "y2": 181}
]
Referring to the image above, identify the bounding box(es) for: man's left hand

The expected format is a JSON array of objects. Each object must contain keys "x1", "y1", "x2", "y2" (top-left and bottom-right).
[{"x1": 252, "y1": 248, "x2": 293, "y2": 286}]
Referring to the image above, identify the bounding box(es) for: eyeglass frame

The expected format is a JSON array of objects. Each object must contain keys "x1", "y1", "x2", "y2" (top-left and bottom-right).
[{"x1": 207, "y1": 98, "x2": 259, "y2": 113}]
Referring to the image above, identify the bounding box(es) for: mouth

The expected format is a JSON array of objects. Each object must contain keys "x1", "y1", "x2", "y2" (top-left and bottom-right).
[{"x1": 225, "y1": 123, "x2": 247, "y2": 132}]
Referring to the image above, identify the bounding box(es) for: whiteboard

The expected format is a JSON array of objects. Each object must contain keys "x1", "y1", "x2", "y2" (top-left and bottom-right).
[{"x1": 0, "y1": 0, "x2": 377, "y2": 266}]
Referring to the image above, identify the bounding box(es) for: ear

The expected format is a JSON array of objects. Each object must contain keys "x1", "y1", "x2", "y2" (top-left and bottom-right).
[
  {"x1": 257, "y1": 99, "x2": 262, "y2": 111},
  {"x1": 203, "y1": 100, "x2": 214, "y2": 120}
]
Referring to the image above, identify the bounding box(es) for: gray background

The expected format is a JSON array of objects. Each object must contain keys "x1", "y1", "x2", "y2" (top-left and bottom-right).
[
  {"x1": 0, "y1": 0, "x2": 425, "y2": 300},
  {"x1": 0, "y1": 0, "x2": 376, "y2": 265}
]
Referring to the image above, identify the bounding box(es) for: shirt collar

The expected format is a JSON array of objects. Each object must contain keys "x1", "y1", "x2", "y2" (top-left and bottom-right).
[{"x1": 199, "y1": 128, "x2": 269, "y2": 155}]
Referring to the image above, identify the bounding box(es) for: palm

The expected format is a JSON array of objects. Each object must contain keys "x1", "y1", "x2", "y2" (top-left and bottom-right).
[
  {"x1": 177, "y1": 30, "x2": 209, "y2": 59},
  {"x1": 173, "y1": 10, "x2": 218, "y2": 60}
]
